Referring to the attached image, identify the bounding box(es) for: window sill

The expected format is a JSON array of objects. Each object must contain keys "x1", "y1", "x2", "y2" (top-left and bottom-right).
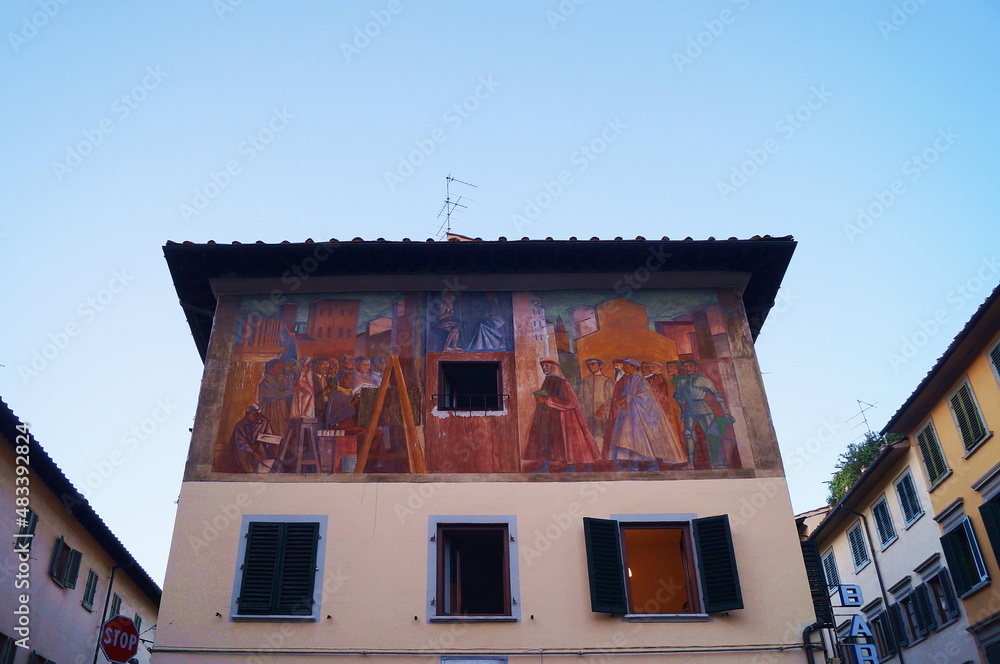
[
  {"x1": 623, "y1": 613, "x2": 711, "y2": 623},
  {"x1": 879, "y1": 535, "x2": 899, "y2": 552},
  {"x1": 902, "y1": 511, "x2": 925, "y2": 530},
  {"x1": 429, "y1": 615, "x2": 517, "y2": 623},
  {"x1": 958, "y1": 578, "x2": 991, "y2": 600},
  {"x1": 928, "y1": 469, "x2": 953, "y2": 492},
  {"x1": 854, "y1": 559, "x2": 871, "y2": 573},
  {"x1": 231, "y1": 614, "x2": 318, "y2": 622},
  {"x1": 963, "y1": 431, "x2": 994, "y2": 459}
]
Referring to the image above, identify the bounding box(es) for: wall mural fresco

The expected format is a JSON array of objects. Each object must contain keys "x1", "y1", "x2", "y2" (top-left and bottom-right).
[{"x1": 211, "y1": 289, "x2": 745, "y2": 476}]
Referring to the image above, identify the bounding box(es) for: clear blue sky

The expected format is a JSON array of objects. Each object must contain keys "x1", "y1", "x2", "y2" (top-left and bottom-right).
[{"x1": 2, "y1": 1, "x2": 998, "y2": 584}]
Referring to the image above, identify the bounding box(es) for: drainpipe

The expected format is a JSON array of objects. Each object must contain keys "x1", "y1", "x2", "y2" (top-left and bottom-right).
[
  {"x1": 92, "y1": 564, "x2": 119, "y2": 664},
  {"x1": 802, "y1": 620, "x2": 824, "y2": 664},
  {"x1": 844, "y1": 507, "x2": 904, "y2": 664}
]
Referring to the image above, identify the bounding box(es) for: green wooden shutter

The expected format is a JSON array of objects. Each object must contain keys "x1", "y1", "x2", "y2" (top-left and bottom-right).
[
  {"x1": 275, "y1": 522, "x2": 319, "y2": 616},
  {"x1": 582, "y1": 517, "x2": 627, "y2": 614},
  {"x1": 64, "y1": 549, "x2": 82, "y2": 589},
  {"x1": 990, "y1": 343, "x2": 1000, "y2": 376},
  {"x1": 49, "y1": 536, "x2": 66, "y2": 581},
  {"x1": 941, "y1": 527, "x2": 975, "y2": 596},
  {"x1": 985, "y1": 639, "x2": 1000, "y2": 664},
  {"x1": 916, "y1": 425, "x2": 948, "y2": 484},
  {"x1": 875, "y1": 612, "x2": 897, "y2": 655},
  {"x1": 887, "y1": 603, "x2": 909, "y2": 647},
  {"x1": 980, "y1": 499, "x2": 1000, "y2": 565},
  {"x1": 238, "y1": 522, "x2": 283, "y2": 615},
  {"x1": 693, "y1": 515, "x2": 743, "y2": 612},
  {"x1": 936, "y1": 568, "x2": 960, "y2": 620},
  {"x1": 800, "y1": 541, "x2": 834, "y2": 627},
  {"x1": 912, "y1": 584, "x2": 937, "y2": 634},
  {"x1": 950, "y1": 384, "x2": 987, "y2": 450}
]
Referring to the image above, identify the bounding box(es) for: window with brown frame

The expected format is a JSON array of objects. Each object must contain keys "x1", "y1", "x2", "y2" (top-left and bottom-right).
[{"x1": 436, "y1": 524, "x2": 511, "y2": 617}]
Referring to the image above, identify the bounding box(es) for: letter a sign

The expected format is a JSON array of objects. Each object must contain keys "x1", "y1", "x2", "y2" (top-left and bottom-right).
[{"x1": 100, "y1": 615, "x2": 140, "y2": 663}]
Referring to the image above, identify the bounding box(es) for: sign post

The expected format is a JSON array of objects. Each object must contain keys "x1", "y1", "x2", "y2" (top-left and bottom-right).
[{"x1": 99, "y1": 615, "x2": 139, "y2": 664}]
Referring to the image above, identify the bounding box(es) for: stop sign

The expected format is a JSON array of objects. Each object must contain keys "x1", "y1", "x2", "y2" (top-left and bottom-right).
[{"x1": 100, "y1": 615, "x2": 139, "y2": 663}]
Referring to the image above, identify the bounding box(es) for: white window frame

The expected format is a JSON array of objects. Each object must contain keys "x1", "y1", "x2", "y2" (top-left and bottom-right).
[
  {"x1": 847, "y1": 522, "x2": 870, "y2": 571},
  {"x1": 822, "y1": 548, "x2": 840, "y2": 595},
  {"x1": 894, "y1": 469, "x2": 924, "y2": 527},
  {"x1": 426, "y1": 515, "x2": 520, "y2": 622},
  {"x1": 871, "y1": 496, "x2": 898, "y2": 550}
]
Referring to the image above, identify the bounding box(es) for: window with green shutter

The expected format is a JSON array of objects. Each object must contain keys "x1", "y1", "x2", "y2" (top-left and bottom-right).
[
  {"x1": 927, "y1": 567, "x2": 960, "y2": 623},
  {"x1": 949, "y1": 382, "x2": 988, "y2": 451},
  {"x1": 872, "y1": 497, "x2": 897, "y2": 548},
  {"x1": 583, "y1": 514, "x2": 743, "y2": 616},
  {"x1": 847, "y1": 523, "x2": 870, "y2": 570},
  {"x1": 916, "y1": 423, "x2": 949, "y2": 486},
  {"x1": 14, "y1": 508, "x2": 38, "y2": 551},
  {"x1": 232, "y1": 516, "x2": 325, "y2": 621},
  {"x1": 800, "y1": 541, "x2": 834, "y2": 627},
  {"x1": 940, "y1": 517, "x2": 989, "y2": 597},
  {"x1": 49, "y1": 536, "x2": 82, "y2": 589},
  {"x1": 81, "y1": 569, "x2": 99, "y2": 610},
  {"x1": 822, "y1": 549, "x2": 840, "y2": 593},
  {"x1": 894, "y1": 470, "x2": 924, "y2": 525}
]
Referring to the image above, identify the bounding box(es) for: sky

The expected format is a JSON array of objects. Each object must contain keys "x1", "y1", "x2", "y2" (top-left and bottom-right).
[{"x1": 2, "y1": 1, "x2": 998, "y2": 586}]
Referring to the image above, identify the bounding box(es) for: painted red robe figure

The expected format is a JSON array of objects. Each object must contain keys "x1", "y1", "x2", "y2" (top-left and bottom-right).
[{"x1": 522, "y1": 359, "x2": 601, "y2": 468}]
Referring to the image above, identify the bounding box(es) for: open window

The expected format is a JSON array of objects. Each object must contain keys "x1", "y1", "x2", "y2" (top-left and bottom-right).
[
  {"x1": 583, "y1": 514, "x2": 742, "y2": 617},
  {"x1": 50, "y1": 536, "x2": 82, "y2": 589},
  {"x1": 437, "y1": 362, "x2": 503, "y2": 411},
  {"x1": 428, "y1": 516, "x2": 519, "y2": 621}
]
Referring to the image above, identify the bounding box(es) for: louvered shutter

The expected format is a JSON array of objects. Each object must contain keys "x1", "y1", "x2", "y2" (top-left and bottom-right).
[
  {"x1": 941, "y1": 528, "x2": 975, "y2": 596},
  {"x1": 912, "y1": 584, "x2": 937, "y2": 634},
  {"x1": 49, "y1": 536, "x2": 66, "y2": 580},
  {"x1": 990, "y1": 343, "x2": 1000, "y2": 376},
  {"x1": 887, "y1": 603, "x2": 909, "y2": 647},
  {"x1": 800, "y1": 541, "x2": 834, "y2": 627},
  {"x1": 985, "y1": 639, "x2": 1000, "y2": 664},
  {"x1": 693, "y1": 515, "x2": 743, "y2": 612},
  {"x1": 896, "y1": 474, "x2": 922, "y2": 523},
  {"x1": 238, "y1": 522, "x2": 283, "y2": 615},
  {"x1": 980, "y1": 499, "x2": 1000, "y2": 564},
  {"x1": 875, "y1": 612, "x2": 897, "y2": 655},
  {"x1": 822, "y1": 550, "x2": 840, "y2": 589},
  {"x1": 275, "y1": 522, "x2": 319, "y2": 615},
  {"x1": 583, "y1": 517, "x2": 627, "y2": 614},
  {"x1": 872, "y1": 500, "x2": 896, "y2": 546},
  {"x1": 847, "y1": 525, "x2": 869, "y2": 568},
  {"x1": 951, "y1": 384, "x2": 987, "y2": 450},
  {"x1": 936, "y1": 568, "x2": 960, "y2": 620},
  {"x1": 64, "y1": 549, "x2": 82, "y2": 589},
  {"x1": 916, "y1": 425, "x2": 948, "y2": 484}
]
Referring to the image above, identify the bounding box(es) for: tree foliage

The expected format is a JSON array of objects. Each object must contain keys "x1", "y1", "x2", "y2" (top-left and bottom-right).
[{"x1": 827, "y1": 432, "x2": 903, "y2": 506}]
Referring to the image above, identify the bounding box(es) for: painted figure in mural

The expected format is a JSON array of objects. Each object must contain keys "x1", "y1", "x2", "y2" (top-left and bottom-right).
[
  {"x1": 290, "y1": 356, "x2": 317, "y2": 419},
  {"x1": 605, "y1": 359, "x2": 687, "y2": 465},
  {"x1": 310, "y1": 357, "x2": 336, "y2": 422},
  {"x1": 467, "y1": 292, "x2": 506, "y2": 351},
  {"x1": 673, "y1": 359, "x2": 736, "y2": 468},
  {"x1": 612, "y1": 359, "x2": 625, "y2": 383},
  {"x1": 258, "y1": 359, "x2": 294, "y2": 437},
  {"x1": 336, "y1": 354, "x2": 356, "y2": 386},
  {"x1": 643, "y1": 360, "x2": 684, "y2": 444},
  {"x1": 229, "y1": 404, "x2": 274, "y2": 473},
  {"x1": 354, "y1": 355, "x2": 380, "y2": 391},
  {"x1": 522, "y1": 359, "x2": 602, "y2": 470},
  {"x1": 371, "y1": 355, "x2": 387, "y2": 385},
  {"x1": 579, "y1": 358, "x2": 614, "y2": 454},
  {"x1": 434, "y1": 291, "x2": 463, "y2": 351}
]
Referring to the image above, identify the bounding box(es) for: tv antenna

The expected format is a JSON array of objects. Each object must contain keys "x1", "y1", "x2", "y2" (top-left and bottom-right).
[
  {"x1": 436, "y1": 175, "x2": 477, "y2": 238},
  {"x1": 846, "y1": 399, "x2": 880, "y2": 439}
]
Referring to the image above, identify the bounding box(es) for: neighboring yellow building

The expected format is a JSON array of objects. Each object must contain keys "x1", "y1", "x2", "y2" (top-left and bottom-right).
[
  {"x1": 152, "y1": 236, "x2": 822, "y2": 663},
  {"x1": 882, "y1": 283, "x2": 1000, "y2": 663},
  {"x1": 0, "y1": 398, "x2": 161, "y2": 664}
]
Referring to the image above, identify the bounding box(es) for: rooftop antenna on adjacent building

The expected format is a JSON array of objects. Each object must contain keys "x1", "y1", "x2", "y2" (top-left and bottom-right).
[
  {"x1": 846, "y1": 399, "x2": 880, "y2": 441},
  {"x1": 435, "y1": 175, "x2": 477, "y2": 239}
]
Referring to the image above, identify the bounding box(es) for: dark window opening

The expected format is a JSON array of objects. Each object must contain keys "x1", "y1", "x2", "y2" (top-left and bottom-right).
[
  {"x1": 621, "y1": 524, "x2": 699, "y2": 614},
  {"x1": 437, "y1": 524, "x2": 510, "y2": 616},
  {"x1": 438, "y1": 362, "x2": 503, "y2": 411}
]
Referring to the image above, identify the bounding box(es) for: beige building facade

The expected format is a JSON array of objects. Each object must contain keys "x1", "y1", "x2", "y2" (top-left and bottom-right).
[{"x1": 152, "y1": 236, "x2": 821, "y2": 663}]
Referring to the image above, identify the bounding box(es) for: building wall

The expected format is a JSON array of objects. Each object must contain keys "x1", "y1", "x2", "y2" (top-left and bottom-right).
[
  {"x1": 905, "y1": 330, "x2": 1000, "y2": 644},
  {"x1": 0, "y1": 438, "x2": 158, "y2": 664},
  {"x1": 813, "y1": 447, "x2": 979, "y2": 663},
  {"x1": 154, "y1": 477, "x2": 813, "y2": 661}
]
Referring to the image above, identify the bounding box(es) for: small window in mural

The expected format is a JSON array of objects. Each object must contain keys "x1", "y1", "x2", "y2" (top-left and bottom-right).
[
  {"x1": 438, "y1": 362, "x2": 503, "y2": 411},
  {"x1": 212, "y1": 289, "x2": 743, "y2": 476}
]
